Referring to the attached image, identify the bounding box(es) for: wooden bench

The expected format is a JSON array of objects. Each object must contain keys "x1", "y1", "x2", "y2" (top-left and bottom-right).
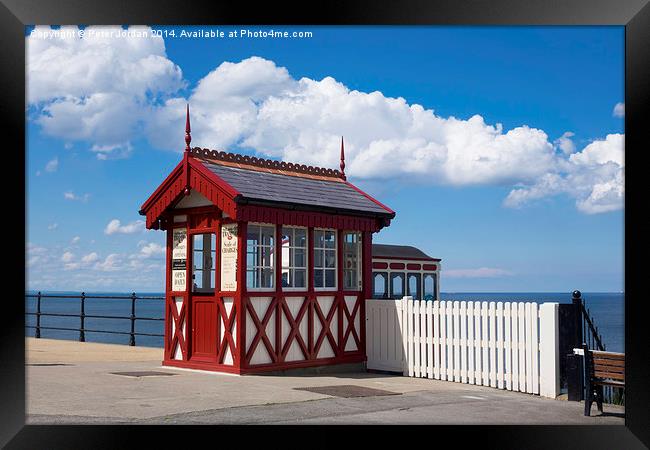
[{"x1": 582, "y1": 344, "x2": 625, "y2": 416}]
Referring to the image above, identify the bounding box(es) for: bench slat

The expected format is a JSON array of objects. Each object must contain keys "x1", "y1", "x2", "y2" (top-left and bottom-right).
[
  {"x1": 593, "y1": 370, "x2": 625, "y2": 381},
  {"x1": 593, "y1": 358, "x2": 625, "y2": 368},
  {"x1": 591, "y1": 351, "x2": 625, "y2": 359},
  {"x1": 593, "y1": 364, "x2": 624, "y2": 373}
]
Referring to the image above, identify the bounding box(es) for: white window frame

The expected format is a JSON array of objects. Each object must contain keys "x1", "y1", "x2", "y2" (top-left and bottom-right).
[
  {"x1": 281, "y1": 226, "x2": 308, "y2": 291},
  {"x1": 342, "y1": 231, "x2": 362, "y2": 291},
  {"x1": 246, "y1": 222, "x2": 276, "y2": 291},
  {"x1": 313, "y1": 228, "x2": 337, "y2": 291}
]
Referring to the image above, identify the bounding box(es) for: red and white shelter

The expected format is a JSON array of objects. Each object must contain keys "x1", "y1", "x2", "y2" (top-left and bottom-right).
[
  {"x1": 140, "y1": 107, "x2": 395, "y2": 374},
  {"x1": 371, "y1": 244, "x2": 441, "y2": 301}
]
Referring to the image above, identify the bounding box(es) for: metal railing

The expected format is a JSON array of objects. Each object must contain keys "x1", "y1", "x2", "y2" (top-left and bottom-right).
[
  {"x1": 572, "y1": 290, "x2": 623, "y2": 405},
  {"x1": 25, "y1": 292, "x2": 164, "y2": 346}
]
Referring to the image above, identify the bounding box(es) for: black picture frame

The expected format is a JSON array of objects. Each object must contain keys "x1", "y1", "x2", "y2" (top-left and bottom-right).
[{"x1": 3, "y1": 0, "x2": 648, "y2": 448}]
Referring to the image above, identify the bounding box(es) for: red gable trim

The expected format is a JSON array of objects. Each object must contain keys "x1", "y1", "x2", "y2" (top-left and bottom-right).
[
  {"x1": 140, "y1": 157, "x2": 240, "y2": 229},
  {"x1": 343, "y1": 180, "x2": 395, "y2": 215}
]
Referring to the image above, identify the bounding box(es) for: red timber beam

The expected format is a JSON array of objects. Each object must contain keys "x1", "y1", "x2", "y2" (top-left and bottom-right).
[{"x1": 236, "y1": 204, "x2": 384, "y2": 232}]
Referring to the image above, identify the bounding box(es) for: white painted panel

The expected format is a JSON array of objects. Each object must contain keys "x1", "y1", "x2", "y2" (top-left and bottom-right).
[
  {"x1": 467, "y1": 302, "x2": 475, "y2": 384},
  {"x1": 460, "y1": 301, "x2": 467, "y2": 383},
  {"x1": 283, "y1": 297, "x2": 307, "y2": 362},
  {"x1": 316, "y1": 296, "x2": 335, "y2": 359},
  {"x1": 481, "y1": 302, "x2": 489, "y2": 386},
  {"x1": 173, "y1": 189, "x2": 212, "y2": 208},
  {"x1": 433, "y1": 301, "x2": 440, "y2": 379},
  {"x1": 539, "y1": 302, "x2": 559, "y2": 398},
  {"x1": 426, "y1": 301, "x2": 433, "y2": 379},
  {"x1": 504, "y1": 302, "x2": 512, "y2": 390},
  {"x1": 518, "y1": 302, "x2": 527, "y2": 392},
  {"x1": 531, "y1": 302, "x2": 540, "y2": 395},
  {"x1": 249, "y1": 297, "x2": 274, "y2": 365},
  {"x1": 525, "y1": 302, "x2": 534, "y2": 394},
  {"x1": 407, "y1": 297, "x2": 414, "y2": 377},
  {"x1": 420, "y1": 301, "x2": 427, "y2": 376},
  {"x1": 399, "y1": 297, "x2": 408, "y2": 375},
  {"x1": 453, "y1": 302, "x2": 460, "y2": 382},
  {"x1": 496, "y1": 302, "x2": 504, "y2": 389},
  {"x1": 439, "y1": 301, "x2": 447, "y2": 380},
  {"x1": 414, "y1": 300, "x2": 420, "y2": 377},
  {"x1": 511, "y1": 302, "x2": 519, "y2": 391},
  {"x1": 489, "y1": 302, "x2": 497, "y2": 388}
]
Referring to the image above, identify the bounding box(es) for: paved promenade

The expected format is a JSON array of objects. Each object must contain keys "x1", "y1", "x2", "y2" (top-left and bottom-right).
[{"x1": 26, "y1": 338, "x2": 625, "y2": 425}]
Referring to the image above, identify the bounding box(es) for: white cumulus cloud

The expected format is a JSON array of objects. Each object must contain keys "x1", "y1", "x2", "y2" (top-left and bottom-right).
[
  {"x1": 64, "y1": 191, "x2": 90, "y2": 202},
  {"x1": 27, "y1": 37, "x2": 624, "y2": 215},
  {"x1": 612, "y1": 102, "x2": 624, "y2": 118},
  {"x1": 81, "y1": 252, "x2": 99, "y2": 264},
  {"x1": 61, "y1": 251, "x2": 74, "y2": 263},
  {"x1": 45, "y1": 157, "x2": 59, "y2": 172},
  {"x1": 27, "y1": 25, "x2": 184, "y2": 151},
  {"x1": 104, "y1": 219, "x2": 145, "y2": 235},
  {"x1": 505, "y1": 134, "x2": 624, "y2": 214}
]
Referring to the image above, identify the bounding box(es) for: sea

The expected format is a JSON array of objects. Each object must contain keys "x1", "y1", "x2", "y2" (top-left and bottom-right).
[{"x1": 24, "y1": 291, "x2": 625, "y2": 353}]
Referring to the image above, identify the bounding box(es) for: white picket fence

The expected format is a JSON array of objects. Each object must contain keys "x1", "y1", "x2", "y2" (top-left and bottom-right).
[{"x1": 366, "y1": 297, "x2": 560, "y2": 398}]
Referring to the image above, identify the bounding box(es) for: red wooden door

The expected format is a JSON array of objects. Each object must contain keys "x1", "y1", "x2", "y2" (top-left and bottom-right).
[{"x1": 191, "y1": 299, "x2": 217, "y2": 360}]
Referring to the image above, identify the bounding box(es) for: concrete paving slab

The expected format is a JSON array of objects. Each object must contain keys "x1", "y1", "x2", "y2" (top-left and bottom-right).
[{"x1": 25, "y1": 338, "x2": 625, "y2": 425}]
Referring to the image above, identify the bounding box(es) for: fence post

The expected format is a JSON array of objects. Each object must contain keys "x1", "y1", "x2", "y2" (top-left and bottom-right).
[
  {"x1": 567, "y1": 290, "x2": 584, "y2": 401},
  {"x1": 129, "y1": 292, "x2": 136, "y2": 346},
  {"x1": 539, "y1": 302, "x2": 560, "y2": 398},
  {"x1": 79, "y1": 292, "x2": 86, "y2": 342},
  {"x1": 35, "y1": 291, "x2": 42, "y2": 338}
]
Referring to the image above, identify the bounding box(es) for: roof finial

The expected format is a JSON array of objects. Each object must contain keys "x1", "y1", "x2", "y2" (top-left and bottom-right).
[
  {"x1": 340, "y1": 136, "x2": 346, "y2": 180},
  {"x1": 184, "y1": 103, "x2": 191, "y2": 152}
]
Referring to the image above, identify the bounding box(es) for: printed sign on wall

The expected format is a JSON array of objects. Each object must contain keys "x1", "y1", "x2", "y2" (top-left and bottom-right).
[
  {"x1": 172, "y1": 228, "x2": 187, "y2": 292},
  {"x1": 220, "y1": 224, "x2": 238, "y2": 291}
]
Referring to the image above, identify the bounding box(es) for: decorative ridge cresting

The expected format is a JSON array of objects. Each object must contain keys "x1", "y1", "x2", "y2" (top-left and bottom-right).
[{"x1": 189, "y1": 147, "x2": 344, "y2": 179}]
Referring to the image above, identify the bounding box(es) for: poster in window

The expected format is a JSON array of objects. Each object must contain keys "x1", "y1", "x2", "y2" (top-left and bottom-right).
[
  {"x1": 221, "y1": 224, "x2": 238, "y2": 291},
  {"x1": 172, "y1": 228, "x2": 187, "y2": 291}
]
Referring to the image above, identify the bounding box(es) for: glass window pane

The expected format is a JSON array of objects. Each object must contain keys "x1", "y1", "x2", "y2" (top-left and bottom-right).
[
  {"x1": 408, "y1": 273, "x2": 421, "y2": 300},
  {"x1": 325, "y1": 269, "x2": 336, "y2": 288},
  {"x1": 193, "y1": 251, "x2": 204, "y2": 270},
  {"x1": 314, "y1": 230, "x2": 324, "y2": 248},
  {"x1": 262, "y1": 226, "x2": 274, "y2": 246},
  {"x1": 314, "y1": 249, "x2": 324, "y2": 268},
  {"x1": 295, "y1": 228, "x2": 307, "y2": 247},
  {"x1": 193, "y1": 234, "x2": 203, "y2": 251},
  {"x1": 294, "y1": 248, "x2": 306, "y2": 268},
  {"x1": 423, "y1": 273, "x2": 437, "y2": 300},
  {"x1": 247, "y1": 225, "x2": 260, "y2": 243},
  {"x1": 324, "y1": 231, "x2": 336, "y2": 248},
  {"x1": 261, "y1": 268, "x2": 274, "y2": 288},
  {"x1": 247, "y1": 270, "x2": 258, "y2": 289},
  {"x1": 391, "y1": 273, "x2": 404, "y2": 298},
  {"x1": 373, "y1": 272, "x2": 387, "y2": 298},
  {"x1": 325, "y1": 250, "x2": 336, "y2": 268},
  {"x1": 314, "y1": 269, "x2": 324, "y2": 288},
  {"x1": 294, "y1": 269, "x2": 306, "y2": 288},
  {"x1": 246, "y1": 251, "x2": 256, "y2": 269}
]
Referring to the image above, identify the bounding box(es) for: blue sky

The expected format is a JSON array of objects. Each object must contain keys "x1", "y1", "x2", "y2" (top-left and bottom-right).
[{"x1": 26, "y1": 25, "x2": 624, "y2": 292}]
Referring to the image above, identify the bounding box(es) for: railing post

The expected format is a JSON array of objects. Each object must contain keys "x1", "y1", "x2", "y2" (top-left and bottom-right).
[
  {"x1": 572, "y1": 290, "x2": 583, "y2": 347},
  {"x1": 79, "y1": 292, "x2": 86, "y2": 342},
  {"x1": 35, "y1": 291, "x2": 41, "y2": 338},
  {"x1": 567, "y1": 290, "x2": 584, "y2": 401},
  {"x1": 129, "y1": 292, "x2": 136, "y2": 346}
]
